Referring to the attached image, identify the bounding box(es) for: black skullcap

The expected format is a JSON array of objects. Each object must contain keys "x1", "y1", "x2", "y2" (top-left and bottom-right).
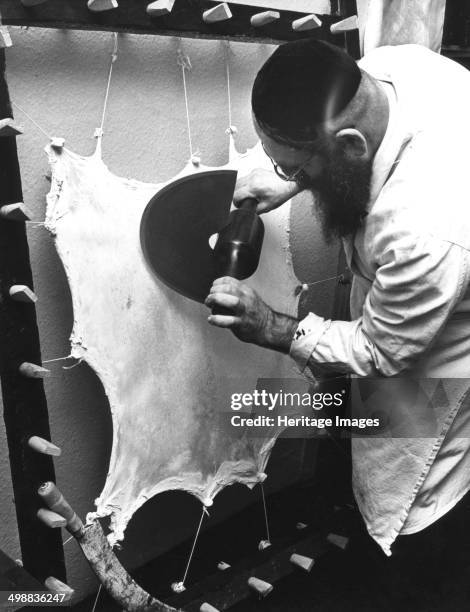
[{"x1": 252, "y1": 39, "x2": 361, "y2": 144}]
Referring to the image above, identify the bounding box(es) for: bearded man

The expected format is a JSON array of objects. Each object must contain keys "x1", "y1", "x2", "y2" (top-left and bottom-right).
[{"x1": 205, "y1": 39, "x2": 470, "y2": 607}]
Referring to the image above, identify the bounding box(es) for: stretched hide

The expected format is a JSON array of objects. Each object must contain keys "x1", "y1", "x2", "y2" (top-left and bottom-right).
[{"x1": 45, "y1": 141, "x2": 300, "y2": 545}]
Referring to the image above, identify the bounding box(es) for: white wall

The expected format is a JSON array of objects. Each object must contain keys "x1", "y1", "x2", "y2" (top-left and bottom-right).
[{"x1": 0, "y1": 27, "x2": 338, "y2": 601}]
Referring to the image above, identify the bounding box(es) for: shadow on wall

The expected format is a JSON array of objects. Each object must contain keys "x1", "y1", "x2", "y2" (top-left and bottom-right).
[
  {"x1": 290, "y1": 190, "x2": 340, "y2": 319},
  {"x1": 0, "y1": 27, "x2": 340, "y2": 601}
]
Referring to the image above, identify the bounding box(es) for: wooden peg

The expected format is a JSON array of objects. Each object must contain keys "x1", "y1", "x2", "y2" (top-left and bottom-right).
[
  {"x1": 44, "y1": 577, "x2": 74, "y2": 602},
  {"x1": 21, "y1": 0, "x2": 50, "y2": 6},
  {"x1": 296, "y1": 522, "x2": 308, "y2": 530},
  {"x1": 50, "y1": 137, "x2": 65, "y2": 149},
  {"x1": 250, "y1": 11, "x2": 280, "y2": 27},
  {"x1": 9, "y1": 285, "x2": 38, "y2": 303},
  {"x1": 171, "y1": 581, "x2": 186, "y2": 593},
  {"x1": 200, "y1": 604, "x2": 220, "y2": 612},
  {"x1": 0, "y1": 27, "x2": 13, "y2": 49},
  {"x1": 327, "y1": 532, "x2": 349, "y2": 550},
  {"x1": 28, "y1": 436, "x2": 61, "y2": 457},
  {"x1": 38, "y1": 482, "x2": 85, "y2": 537},
  {"x1": 203, "y1": 3, "x2": 232, "y2": 24},
  {"x1": 290, "y1": 553, "x2": 315, "y2": 573},
  {"x1": 248, "y1": 577, "x2": 273, "y2": 599},
  {"x1": 217, "y1": 561, "x2": 230, "y2": 571},
  {"x1": 292, "y1": 14, "x2": 322, "y2": 32},
  {"x1": 330, "y1": 15, "x2": 359, "y2": 34},
  {"x1": 87, "y1": 0, "x2": 118, "y2": 12},
  {"x1": 209, "y1": 233, "x2": 219, "y2": 250},
  {"x1": 0, "y1": 118, "x2": 23, "y2": 137},
  {"x1": 19, "y1": 362, "x2": 51, "y2": 378},
  {"x1": 37, "y1": 508, "x2": 67, "y2": 528},
  {"x1": 258, "y1": 539, "x2": 271, "y2": 551},
  {"x1": 0, "y1": 203, "x2": 31, "y2": 221},
  {"x1": 146, "y1": 0, "x2": 175, "y2": 17}
]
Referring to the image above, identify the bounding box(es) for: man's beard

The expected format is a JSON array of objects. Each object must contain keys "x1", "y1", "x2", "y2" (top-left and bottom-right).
[{"x1": 301, "y1": 149, "x2": 373, "y2": 242}]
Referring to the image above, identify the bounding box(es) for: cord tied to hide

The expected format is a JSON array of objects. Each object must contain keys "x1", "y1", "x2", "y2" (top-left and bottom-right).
[
  {"x1": 224, "y1": 41, "x2": 239, "y2": 161},
  {"x1": 296, "y1": 270, "x2": 352, "y2": 296},
  {"x1": 42, "y1": 355, "x2": 83, "y2": 370},
  {"x1": 177, "y1": 44, "x2": 201, "y2": 165},
  {"x1": 95, "y1": 31, "x2": 119, "y2": 153},
  {"x1": 171, "y1": 503, "x2": 208, "y2": 593},
  {"x1": 224, "y1": 41, "x2": 234, "y2": 135}
]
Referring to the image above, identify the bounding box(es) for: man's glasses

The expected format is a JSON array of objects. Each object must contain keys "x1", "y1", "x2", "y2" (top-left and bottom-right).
[{"x1": 261, "y1": 142, "x2": 315, "y2": 184}]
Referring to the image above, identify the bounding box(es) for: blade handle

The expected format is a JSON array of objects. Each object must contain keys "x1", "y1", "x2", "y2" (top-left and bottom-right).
[
  {"x1": 236, "y1": 197, "x2": 259, "y2": 212},
  {"x1": 212, "y1": 198, "x2": 262, "y2": 316}
]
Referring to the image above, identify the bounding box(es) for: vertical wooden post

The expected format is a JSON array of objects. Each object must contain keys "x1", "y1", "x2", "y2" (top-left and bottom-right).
[
  {"x1": 0, "y1": 48, "x2": 66, "y2": 583},
  {"x1": 339, "y1": 0, "x2": 360, "y2": 59}
]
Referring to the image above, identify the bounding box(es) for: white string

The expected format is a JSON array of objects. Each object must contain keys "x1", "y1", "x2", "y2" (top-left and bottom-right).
[
  {"x1": 42, "y1": 355, "x2": 82, "y2": 370},
  {"x1": 11, "y1": 101, "x2": 52, "y2": 140},
  {"x1": 91, "y1": 584, "x2": 102, "y2": 612},
  {"x1": 181, "y1": 505, "x2": 207, "y2": 586},
  {"x1": 302, "y1": 273, "x2": 345, "y2": 288},
  {"x1": 97, "y1": 32, "x2": 118, "y2": 139},
  {"x1": 177, "y1": 47, "x2": 194, "y2": 159},
  {"x1": 42, "y1": 356, "x2": 72, "y2": 364},
  {"x1": 260, "y1": 482, "x2": 271, "y2": 543},
  {"x1": 224, "y1": 42, "x2": 233, "y2": 131},
  {"x1": 63, "y1": 535, "x2": 74, "y2": 546}
]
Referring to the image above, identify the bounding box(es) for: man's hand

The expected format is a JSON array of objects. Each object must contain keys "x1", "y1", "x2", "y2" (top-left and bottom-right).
[
  {"x1": 234, "y1": 169, "x2": 301, "y2": 214},
  {"x1": 205, "y1": 277, "x2": 299, "y2": 354},
  {"x1": 205, "y1": 277, "x2": 272, "y2": 345}
]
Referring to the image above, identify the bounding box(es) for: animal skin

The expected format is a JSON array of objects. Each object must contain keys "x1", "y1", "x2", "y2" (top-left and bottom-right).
[{"x1": 46, "y1": 139, "x2": 301, "y2": 545}]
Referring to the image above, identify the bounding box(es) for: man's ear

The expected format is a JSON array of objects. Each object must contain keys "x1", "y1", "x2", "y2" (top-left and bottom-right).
[{"x1": 335, "y1": 128, "x2": 369, "y2": 159}]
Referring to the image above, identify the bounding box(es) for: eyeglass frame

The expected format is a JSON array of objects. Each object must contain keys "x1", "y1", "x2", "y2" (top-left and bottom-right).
[{"x1": 261, "y1": 141, "x2": 317, "y2": 184}]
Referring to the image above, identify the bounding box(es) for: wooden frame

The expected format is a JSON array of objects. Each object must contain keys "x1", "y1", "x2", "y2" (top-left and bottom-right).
[
  {"x1": 0, "y1": 0, "x2": 353, "y2": 43},
  {"x1": 0, "y1": 49, "x2": 66, "y2": 583}
]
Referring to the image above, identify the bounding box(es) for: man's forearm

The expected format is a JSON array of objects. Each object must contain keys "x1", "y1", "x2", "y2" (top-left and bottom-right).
[{"x1": 261, "y1": 310, "x2": 299, "y2": 354}]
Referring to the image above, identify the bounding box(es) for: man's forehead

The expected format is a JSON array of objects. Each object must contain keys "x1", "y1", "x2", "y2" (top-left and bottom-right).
[{"x1": 254, "y1": 118, "x2": 311, "y2": 162}]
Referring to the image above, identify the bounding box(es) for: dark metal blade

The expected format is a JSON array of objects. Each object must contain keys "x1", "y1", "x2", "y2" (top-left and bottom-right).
[{"x1": 140, "y1": 169, "x2": 238, "y2": 303}]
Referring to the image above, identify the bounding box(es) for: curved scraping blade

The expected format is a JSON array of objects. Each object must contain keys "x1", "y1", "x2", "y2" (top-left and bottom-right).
[{"x1": 140, "y1": 169, "x2": 238, "y2": 303}]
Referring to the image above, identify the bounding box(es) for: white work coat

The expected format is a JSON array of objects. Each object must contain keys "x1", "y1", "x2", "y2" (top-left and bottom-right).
[{"x1": 290, "y1": 45, "x2": 470, "y2": 555}]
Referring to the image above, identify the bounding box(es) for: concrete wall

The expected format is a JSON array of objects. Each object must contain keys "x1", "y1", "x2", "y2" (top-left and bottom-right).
[{"x1": 0, "y1": 27, "x2": 338, "y2": 601}]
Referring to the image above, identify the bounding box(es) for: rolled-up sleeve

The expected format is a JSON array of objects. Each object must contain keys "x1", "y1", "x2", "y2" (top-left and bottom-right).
[{"x1": 290, "y1": 235, "x2": 470, "y2": 377}]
